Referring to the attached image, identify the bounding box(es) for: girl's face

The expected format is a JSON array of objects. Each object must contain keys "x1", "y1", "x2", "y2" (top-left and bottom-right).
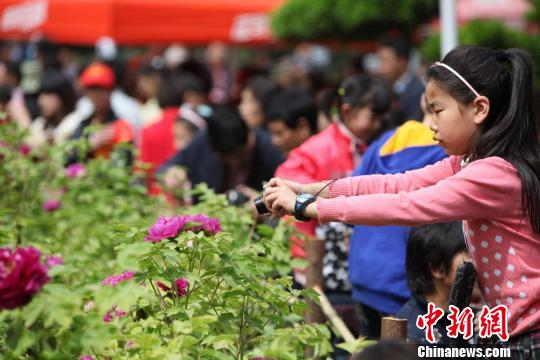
[
  {"x1": 173, "y1": 121, "x2": 195, "y2": 151},
  {"x1": 342, "y1": 105, "x2": 382, "y2": 142},
  {"x1": 136, "y1": 74, "x2": 159, "y2": 100},
  {"x1": 38, "y1": 92, "x2": 63, "y2": 120},
  {"x1": 426, "y1": 80, "x2": 480, "y2": 156},
  {"x1": 239, "y1": 88, "x2": 263, "y2": 129}
]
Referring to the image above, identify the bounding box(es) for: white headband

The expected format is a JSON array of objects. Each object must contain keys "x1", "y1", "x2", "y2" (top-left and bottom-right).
[
  {"x1": 179, "y1": 105, "x2": 207, "y2": 130},
  {"x1": 433, "y1": 61, "x2": 481, "y2": 97}
]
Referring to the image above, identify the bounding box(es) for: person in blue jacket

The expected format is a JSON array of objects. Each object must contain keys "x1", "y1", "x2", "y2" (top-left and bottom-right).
[{"x1": 349, "y1": 94, "x2": 447, "y2": 338}]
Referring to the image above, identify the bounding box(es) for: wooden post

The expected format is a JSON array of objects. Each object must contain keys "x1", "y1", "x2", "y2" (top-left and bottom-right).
[
  {"x1": 380, "y1": 317, "x2": 408, "y2": 340},
  {"x1": 305, "y1": 238, "x2": 325, "y2": 324},
  {"x1": 304, "y1": 238, "x2": 326, "y2": 358}
]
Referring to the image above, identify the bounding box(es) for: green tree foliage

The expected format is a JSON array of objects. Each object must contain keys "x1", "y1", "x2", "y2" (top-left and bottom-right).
[
  {"x1": 421, "y1": 20, "x2": 540, "y2": 62},
  {"x1": 271, "y1": 0, "x2": 438, "y2": 40}
]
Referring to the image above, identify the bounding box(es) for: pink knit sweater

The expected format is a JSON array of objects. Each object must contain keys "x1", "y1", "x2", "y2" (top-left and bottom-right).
[{"x1": 317, "y1": 155, "x2": 540, "y2": 338}]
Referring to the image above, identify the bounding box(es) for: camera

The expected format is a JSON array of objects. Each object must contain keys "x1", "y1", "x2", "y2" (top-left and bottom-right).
[
  {"x1": 226, "y1": 190, "x2": 250, "y2": 206},
  {"x1": 253, "y1": 195, "x2": 269, "y2": 215}
]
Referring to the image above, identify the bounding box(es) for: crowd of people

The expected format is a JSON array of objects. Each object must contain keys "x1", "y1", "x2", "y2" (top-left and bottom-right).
[{"x1": 1, "y1": 34, "x2": 538, "y2": 357}]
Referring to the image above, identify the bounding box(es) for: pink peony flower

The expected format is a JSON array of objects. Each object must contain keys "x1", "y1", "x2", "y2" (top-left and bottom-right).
[
  {"x1": 101, "y1": 271, "x2": 135, "y2": 286},
  {"x1": 0, "y1": 247, "x2": 50, "y2": 310},
  {"x1": 103, "y1": 305, "x2": 126, "y2": 323},
  {"x1": 185, "y1": 214, "x2": 203, "y2": 233},
  {"x1": 65, "y1": 163, "x2": 86, "y2": 178},
  {"x1": 79, "y1": 356, "x2": 94, "y2": 360},
  {"x1": 156, "y1": 278, "x2": 189, "y2": 297},
  {"x1": 144, "y1": 216, "x2": 188, "y2": 242},
  {"x1": 42, "y1": 199, "x2": 61, "y2": 212},
  {"x1": 201, "y1": 217, "x2": 222, "y2": 236},
  {"x1": 45, "y1": 255, "x2": 63, "y2": 268},
  {"x1": 19, "y1": 144, "x2": 31, "y2": 156},
  {"x1": 185, "y1": 214, "x2": 222, "y2": 236},
  {"x1": 102, "y1": 311, "x2": 114, "y2": 323},
  {"x1": 175, "y1": 278, "x2": 189, "y2": 297},
  {"x1": 145, "y1": 214, "x2": 222, "y2": 243}
]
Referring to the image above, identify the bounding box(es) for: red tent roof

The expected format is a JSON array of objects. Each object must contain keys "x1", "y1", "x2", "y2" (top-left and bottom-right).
[{"x1": 0, "y1": 0, "x2": 284, "y2": 45}]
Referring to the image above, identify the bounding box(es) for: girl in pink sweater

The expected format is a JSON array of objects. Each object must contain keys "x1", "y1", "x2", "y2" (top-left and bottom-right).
[{"x1": 263, "y1": 45, "x2": 540, "y2": 352}]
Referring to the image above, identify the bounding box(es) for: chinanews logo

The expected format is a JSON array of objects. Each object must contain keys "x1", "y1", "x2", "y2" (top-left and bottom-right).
[{"x1": 417, "y1": 302, "x2": 509, "y2": 343}]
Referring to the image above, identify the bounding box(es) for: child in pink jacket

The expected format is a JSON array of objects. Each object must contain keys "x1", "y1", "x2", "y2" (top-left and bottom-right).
[{"x1": 263, "y1": 45, "x2": 540, "y2": 354}]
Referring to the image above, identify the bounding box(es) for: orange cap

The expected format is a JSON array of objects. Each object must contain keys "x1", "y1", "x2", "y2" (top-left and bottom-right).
[{"x1": 80, "y1": 62, "x2": 115, "y2": 89}]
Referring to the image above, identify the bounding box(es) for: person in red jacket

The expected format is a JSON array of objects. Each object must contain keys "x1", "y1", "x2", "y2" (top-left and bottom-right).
[
  {"x1": 275, "y1": 74, "x2": 393, "y2": 283},
  {"x1": 70, "y1": 62, "x2": 134, "y2": 163},
  {"x1": 139, "y1": 72, "x2": 207, "y2": 194}
]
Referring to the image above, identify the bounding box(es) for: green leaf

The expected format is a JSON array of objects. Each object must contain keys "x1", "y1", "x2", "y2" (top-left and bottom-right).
[
  {"x1": 203, "y1": 334, "x2": 237, "y2": 351},
  {"x1": 337, "y1": 337, "x2": 378, "y2": 354}
]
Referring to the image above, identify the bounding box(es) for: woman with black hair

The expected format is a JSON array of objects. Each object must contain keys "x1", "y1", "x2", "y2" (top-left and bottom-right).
[
  {"x1": 238, "y1": 76, "x2": 280, "y2": 129},
  {"x1": 27, "y1": 71, "x2": 81, "y2": 147}
]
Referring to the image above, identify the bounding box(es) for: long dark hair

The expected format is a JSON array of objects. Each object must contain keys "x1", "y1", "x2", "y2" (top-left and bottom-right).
[
  {"x1": 331, "y1": 74, "x2": 394, "y2": 139},
  {"x1": 40, "y1": 71, "x2": 76, "y2": 116},
  {"x1": 427, "y1": 45, "x2": 540, "y2": 233}
]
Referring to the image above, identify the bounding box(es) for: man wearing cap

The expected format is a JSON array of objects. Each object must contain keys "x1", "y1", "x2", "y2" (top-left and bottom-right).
[{"x1": 70, "y1": 62, "x2": 134, "y2": 162}]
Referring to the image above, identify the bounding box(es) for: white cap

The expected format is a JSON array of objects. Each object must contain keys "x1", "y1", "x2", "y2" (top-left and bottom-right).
[
  {"x1": 164, "y1": 44, "x2": 188, "y2": 69},
  {"x1": 95, "y1": 36, "x2": 117, "y2": 61}
]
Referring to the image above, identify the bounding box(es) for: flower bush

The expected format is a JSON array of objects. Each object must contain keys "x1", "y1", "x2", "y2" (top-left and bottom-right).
[
  {"x1": 0, "y1": 246, "x2": 50, "y2": 310},
  {"x1": 0, "y1": 123, "x2": 334, "y2": 359},
  {"x1": 77, "y1": 212, "x2": 332, "y2": 359}
]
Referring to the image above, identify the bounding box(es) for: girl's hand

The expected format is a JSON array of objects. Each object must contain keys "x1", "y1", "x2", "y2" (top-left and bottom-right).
[
  {"x1": 265, "y1": 178, "x2": 304, "y2": 194},
  {"x1": 263, "y1": 178, "x2": 297, "y2": 218}
]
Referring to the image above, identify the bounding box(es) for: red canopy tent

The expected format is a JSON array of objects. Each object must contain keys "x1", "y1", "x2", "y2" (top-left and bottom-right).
[{"x1": 0, "y1": 0, "x2": 284, "y2": 45}]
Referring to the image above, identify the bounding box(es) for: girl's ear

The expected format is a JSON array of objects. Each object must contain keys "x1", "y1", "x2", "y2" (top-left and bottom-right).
[
  {"x1": 429, "y1": 262, "x2": 446, "y2": 280},
  {"x1": 340, "y1": 103, "x2": 352, "y2": 118},
  {"x1": 473, "y1": 96, "x2": 490, "y2": 125}
]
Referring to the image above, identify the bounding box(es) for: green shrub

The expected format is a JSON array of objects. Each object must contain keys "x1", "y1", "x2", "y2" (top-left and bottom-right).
[{"x1": 0, "y1": 123, "x2": 332, "y2": 359}]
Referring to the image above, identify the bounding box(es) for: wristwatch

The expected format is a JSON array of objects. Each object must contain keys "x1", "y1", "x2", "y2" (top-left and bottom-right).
[{"x1": 293, "y1": 193, "x2": 316, "y2": 222}]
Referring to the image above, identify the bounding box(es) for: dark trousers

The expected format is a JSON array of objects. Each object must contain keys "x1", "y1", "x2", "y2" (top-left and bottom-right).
[{"x1": 356, "y1": 302, "x2": 390, "y2": 339}]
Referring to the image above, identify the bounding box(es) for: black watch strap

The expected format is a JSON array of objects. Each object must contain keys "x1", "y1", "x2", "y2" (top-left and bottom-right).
[{"x1": 293, "y1": 194, "x2": 316, "y2": 222}]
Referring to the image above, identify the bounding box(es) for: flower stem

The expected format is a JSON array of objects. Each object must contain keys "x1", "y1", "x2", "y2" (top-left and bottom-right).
[
  {"x1": 149, "y1": 277, "x2": 171, "y2": 324},
  {"x1": 236, "y1": 292, "x2": 248, "y2": 360}
]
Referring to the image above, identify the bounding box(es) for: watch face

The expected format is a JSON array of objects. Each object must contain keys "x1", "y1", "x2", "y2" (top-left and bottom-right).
[{"x1": 297, "y1": 193, "x2": 313, "y2": 204}]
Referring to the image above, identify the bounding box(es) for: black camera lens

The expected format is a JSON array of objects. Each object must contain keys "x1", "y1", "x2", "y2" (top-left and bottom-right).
[
  {"x1": 226, "y1": 190, "x2": 250, "y2": 206},
  {"x1": 253, "y1": 195, "x2": 269, "y2": 215}
]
